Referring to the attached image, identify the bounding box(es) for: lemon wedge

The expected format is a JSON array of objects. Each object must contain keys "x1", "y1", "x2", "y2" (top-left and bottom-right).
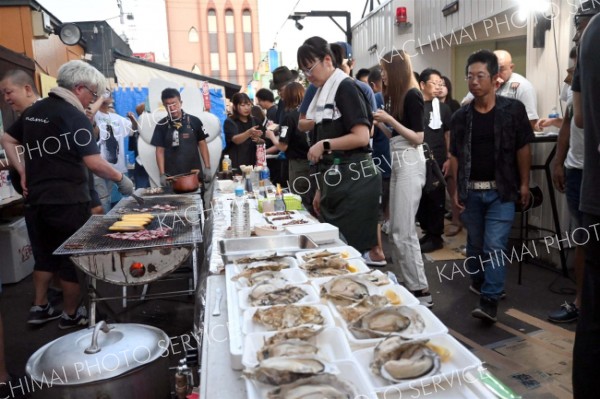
[
  {"x1": 384, "y1": 289, "x2": 401, "y2": 305},
  {"x1": 340, "y1": 251, "x2": 349, "y2": 259},
  {"x1": 427, "y1": 343, "x2": 451, "y2": 362},
  {"x1": 347, "y1": 264, "x2": 358, "y2": 273}
]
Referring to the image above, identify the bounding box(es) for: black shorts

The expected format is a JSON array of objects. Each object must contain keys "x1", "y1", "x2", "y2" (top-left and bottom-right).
[{"x1": 26, "y1": 203, "x2": 90, "y2": 283}]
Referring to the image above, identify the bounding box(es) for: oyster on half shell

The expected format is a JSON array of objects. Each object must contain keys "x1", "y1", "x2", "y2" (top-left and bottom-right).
[
  {"x1": 320, "y1": 276, "x2": 370, "y2": 306},
  {"x1": 370, "y1": 336, "x2": 441, "y2": 382},
  {"x1": 231, "y1": 263, "x2": 288, "y2": 281},
  {"x1": 257, "y1": 339, "x2": 319, "y2": 361},
  {"x1": 268, "y1": 374, "x2": 358, "y2": 399},
  {"x1": 349, "y1": 306, "x2": 425, "y2": 339},
  {"x1": 243, "y1": 356, "x2": 331, "y2": 385},
  {"x1": 253, "y1": 305, "x2": 325, "y2": 330},
  {"x1": 264, "y1": 325, "x2": 324, "y2": 346},
  {"x1": 336, "y1": 295, "x2": 390, "y2": 323},
  {"x1": 250, "y1": 285, "x2": 308, "y2": 307}
]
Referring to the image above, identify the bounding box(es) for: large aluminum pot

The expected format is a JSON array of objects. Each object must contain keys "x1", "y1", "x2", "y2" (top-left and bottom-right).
[{"x1": 26, "y1": 322, "x2": 171, "y2": 399}]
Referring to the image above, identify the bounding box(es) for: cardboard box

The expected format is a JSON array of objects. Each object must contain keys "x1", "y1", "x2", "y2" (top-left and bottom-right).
[{"x1": 0, "y1": 217, "x2": 34, "y2": 284}]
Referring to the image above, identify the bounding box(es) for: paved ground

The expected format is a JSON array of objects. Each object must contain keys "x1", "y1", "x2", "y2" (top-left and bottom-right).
[{"x1": 0, "y1": 230, "x2": 578, "y2": 398}]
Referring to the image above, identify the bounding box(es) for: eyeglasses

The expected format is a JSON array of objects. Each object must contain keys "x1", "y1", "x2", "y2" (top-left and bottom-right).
[
  {"x1": 302, "y1": 60, "x2": 322, "y2": 77},
  {"x1": 465, "y1": 73, "x2": 491, "y2": 82},
  {"x1": 426, "y1": 81, "x2": 444, "y2": 87},
  {"x1": 82, "y1": 85, "x2": 98, "y2": 100}
]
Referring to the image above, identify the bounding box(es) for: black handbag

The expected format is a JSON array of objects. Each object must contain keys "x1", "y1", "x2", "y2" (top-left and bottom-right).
[{"x1": 423, "y1": 143, "x2": 446, "y2": 193}]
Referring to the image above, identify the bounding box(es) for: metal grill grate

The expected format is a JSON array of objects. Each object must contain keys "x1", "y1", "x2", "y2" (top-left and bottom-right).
[
  {"x1": 54, "y1": 214, "x2": 202, "y2": 255},
  {"x1": 107, "y1": 194, "x2": 202, "y2": 216}
]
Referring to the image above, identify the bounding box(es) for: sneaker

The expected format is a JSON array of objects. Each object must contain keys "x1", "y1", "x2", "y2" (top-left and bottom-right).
[
  {"x1": 362, "y1": 251, "x2": 387, "y2": 267},
  {"x1": 58, "y1": 305, "x2": 88, "y2": 330},
  {"x1": 381, "y1": 220, "x2": 390, "y2": 235},
  {"x1": 420, "y1": 237, "x2": 444, "y2": 253},
  {"x1": 47, "y1": 287, "x2": 63, "y2": 307},
  {"x1": 469, "y1": 282, "x2": 507, "y2": 300},
  {"x1": 472, "y1": 297, "x2": 498, "y2": 323},
  {"x1": 27, "y1": 303, "x2": 61, "y2": 325},
  {"x1": 412, "y1": 290, "x2": 433, "y2": 308},
  {"x1": 548, "y1": 302, "x2": 578, "y2": 323}
]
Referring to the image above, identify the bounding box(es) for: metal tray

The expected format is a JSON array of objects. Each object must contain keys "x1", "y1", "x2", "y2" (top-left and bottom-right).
[{"x1": 218, "y1": 234, "x2": 317, "y2": 263}]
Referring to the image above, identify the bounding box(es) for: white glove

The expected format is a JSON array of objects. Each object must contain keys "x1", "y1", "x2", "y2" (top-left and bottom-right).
[
  {"x1": 160, "y1": 174, "x2": 168, "y2": 187},
  {"x1": 203, "y1": 167, "x2": 212, "y2": 183},
  {"x1": 116, "y1": 174, "x2": 134, "y2": 196}
]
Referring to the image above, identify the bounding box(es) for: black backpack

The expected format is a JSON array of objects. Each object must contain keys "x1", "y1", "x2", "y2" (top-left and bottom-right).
[{"x1": 104, "y1": 124, "x2": 119, "y2": 164}]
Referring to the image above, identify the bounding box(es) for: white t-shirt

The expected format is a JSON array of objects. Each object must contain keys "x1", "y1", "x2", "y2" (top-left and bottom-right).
[
  {"x1": 94, "y1": 111, "x2": 131, "y2": 174},
  {"x1": 565, "y1": 96, "x2": 584, "y2": 170}
]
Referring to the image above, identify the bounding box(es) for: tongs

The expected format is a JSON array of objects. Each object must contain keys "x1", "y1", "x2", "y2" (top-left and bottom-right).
[{"x1": 131, "y1": 193, "x2": 145, "y2": 207}]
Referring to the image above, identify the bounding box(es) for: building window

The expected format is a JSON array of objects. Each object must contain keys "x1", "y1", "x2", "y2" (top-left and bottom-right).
[
  {"x1": 242, "y1": 10, "x2": 251, "y2": 33},
  {"x1": 225, "y1": 10, "x2": 234, "y2": 33},
  {"x1": 210, "y1": 53, "x2": 220, "y2": 72},
  {"x1": 245, "y1": 52, "x2": 253, "y2": 70},
  {"x1": 188, "y1": 27, "x2": 199, "y2": 42},
  {"x1": 207, "y1": 9, "x2": 217, "y2": 33},
  {"x1": 228, "y1": 53, "x2": 237, "y2": 71}
]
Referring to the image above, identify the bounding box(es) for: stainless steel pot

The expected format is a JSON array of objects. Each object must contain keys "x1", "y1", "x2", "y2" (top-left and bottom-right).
[{"x1": 26, "y1": 321, "x2": 171, "y2": 399}]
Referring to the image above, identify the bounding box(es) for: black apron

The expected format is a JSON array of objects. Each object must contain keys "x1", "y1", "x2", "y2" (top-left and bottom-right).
[
  {"x1": 164, "y1": 114, "x2": 203, "y2": 179},
  {"x1": 315, "y1": 120, "x2": 381, "y2": 252}
]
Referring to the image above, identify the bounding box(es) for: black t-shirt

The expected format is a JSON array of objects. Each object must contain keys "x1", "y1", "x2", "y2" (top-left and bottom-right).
[
  {"x1": 223, "y1": 117, "x2": 258, "y2": 168},
  {"x1": 279, "y1": 108, "x2": 309, "y2": 160},
  {"x1": 7, "y1": 95, "x2": 99, "y2": 205},
  {"x1": 266, "y1": 105, "x2": 278, "y2": 123},
  {"x1": 423, "y1": 100, "x2": 452, "y2": 163},
  {"x1": 470, "y1": 107, "x2": 496, "y2": 181},
  {"x1": 397, "y1": 88, "x2": 425, "y2": 136},
  {"x1": 150, "y1": 111, "x2": 208, "y2": 176}
]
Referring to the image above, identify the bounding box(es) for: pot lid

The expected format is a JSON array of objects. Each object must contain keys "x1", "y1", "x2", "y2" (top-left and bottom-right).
[{"x1": 26, "y1": 322, "x2": 169, "y2": 386}]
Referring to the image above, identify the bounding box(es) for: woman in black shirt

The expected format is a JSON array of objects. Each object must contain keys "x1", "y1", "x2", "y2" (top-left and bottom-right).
[
  {"x1": 223, "y1": 93, "x2": 262, "y2": 169},
  {"x1": 266, "y1": 82, "x2": 311, "y2": 208},
  {"x1": 373, "y1": 50, "x2": 433, "y2": 307}
]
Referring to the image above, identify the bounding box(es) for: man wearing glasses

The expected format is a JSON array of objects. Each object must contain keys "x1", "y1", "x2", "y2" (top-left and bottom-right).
[
  {"x1": 450, "y1": 50, "x2": 534, "y2": 323},
  {"x1": 1, "y1": 60, "x2": 134, "y2": 329}
]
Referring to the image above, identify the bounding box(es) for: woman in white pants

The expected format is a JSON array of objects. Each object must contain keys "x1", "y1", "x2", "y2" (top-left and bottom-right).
[{"x1": 373, "y1": 50, "x2": 432, "y2": 307}]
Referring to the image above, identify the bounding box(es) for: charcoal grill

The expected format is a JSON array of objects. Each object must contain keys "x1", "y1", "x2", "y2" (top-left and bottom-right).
[{"x1": 55, "y1": 214, "x2": 201, "y2": 285}]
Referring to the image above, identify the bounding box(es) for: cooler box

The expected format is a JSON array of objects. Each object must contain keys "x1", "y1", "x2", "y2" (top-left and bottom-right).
[{"x1": 0, "y1": 217, "x2": 34, "y2": 284}]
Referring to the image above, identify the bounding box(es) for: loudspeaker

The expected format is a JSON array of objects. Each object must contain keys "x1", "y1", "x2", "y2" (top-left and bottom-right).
[{"x1": 58, "y1": 23, "x2": 81, "y2": 46}]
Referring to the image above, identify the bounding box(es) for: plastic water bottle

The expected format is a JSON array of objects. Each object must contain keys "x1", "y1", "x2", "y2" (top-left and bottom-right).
[
  {"x1": 221, "y1": 155, "x2": 231, "y2": 172},
  {"x1": 545, "y1": 107, "x2": 560, "y2": 134},
  {"x1": 260, "y1": 164, "x2": 270, "y2": 183},
  {"x1": 274, "y1": 183, "x2": 286, "y2": 212},
  {"x1": 231, "y1": 186, "x2": 251, "y2": 237}
]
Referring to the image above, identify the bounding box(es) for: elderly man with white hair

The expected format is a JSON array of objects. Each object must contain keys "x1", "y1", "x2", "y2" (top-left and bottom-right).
[{"x1": 1, "y1": 60, "x2": 134, "y2": 329}]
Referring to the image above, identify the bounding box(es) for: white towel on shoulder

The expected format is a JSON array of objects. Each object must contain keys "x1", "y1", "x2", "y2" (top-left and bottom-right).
[
  {"x1": 306, "y1": 68, "x2": 348, "y2": 124},
  {"x1": 429, "y1": 97, "x2": 443, "y2": 129}
]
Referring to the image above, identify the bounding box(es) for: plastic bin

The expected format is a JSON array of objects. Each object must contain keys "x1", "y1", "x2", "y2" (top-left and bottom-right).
[{"x1": 0, "y1": 217, "x2": 34, "y2": 284}]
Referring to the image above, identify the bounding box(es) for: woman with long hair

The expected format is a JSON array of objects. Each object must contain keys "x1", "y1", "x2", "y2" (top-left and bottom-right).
[
  {"x1": 373, "y1": 50, "x2": 433, "y2": 307},
  {"x1": 223, "y1": 92, "x2": 262, "y2": 169},
  {"x1": 266, "y1": 82, "x2": 311, "y2": 209},
  {"x1": 440, "y1": 76, "x2": 461, "y2": 114},
  {"x1": 297, "y1": 36, "x2": 381, "y2": 257}
]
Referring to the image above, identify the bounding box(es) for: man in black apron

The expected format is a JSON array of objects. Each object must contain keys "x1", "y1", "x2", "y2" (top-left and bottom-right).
[{"x1": 151, "y1": 88, "x2": 211, "y2": 190}]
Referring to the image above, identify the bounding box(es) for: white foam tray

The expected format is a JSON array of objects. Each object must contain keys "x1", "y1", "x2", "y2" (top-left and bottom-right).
[
  {"x1": 330, "y1": 304, "x2": 448, "y2": 348},
  {"x1": 238, "y1": 283, "x2": 320, "y2": 310},
  {"x1": 352, "y1": 333, "x2": 483, "y2": 395},
  {"x1": 224, "y1": 264, "x2": 244, "y2": 370},
  {"x1": 284, "y1": 222, "x2": 340, "y2": 244},
  {"x1": 233, "y1": 267, "x2": 308, "y2": 290},
  {"x1": 295, "y1": 245, "x2": 362, "y2": 263},
  {"x1": 242, "y1": 304, "x2": 335, "y2": 334},
  {"x1": 244, "y1": 358, "x2": 378, "y2": 399},
  {"x1": 241, "y1": 326, "x2": 353, "y2": 368}
]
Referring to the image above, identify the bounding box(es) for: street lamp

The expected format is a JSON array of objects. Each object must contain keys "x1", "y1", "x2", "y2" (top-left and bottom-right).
[{"x1": 287, "y1": 11, "x2": 352, "y2": 47}]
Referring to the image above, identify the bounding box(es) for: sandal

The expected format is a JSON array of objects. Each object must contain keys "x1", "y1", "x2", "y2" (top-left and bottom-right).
[
  {"x1": 362, "y1": 251, "x2": 387, "y2": 267},
  {"x1": 445, "y1": 223, "x2": 462, "y2": 237}
]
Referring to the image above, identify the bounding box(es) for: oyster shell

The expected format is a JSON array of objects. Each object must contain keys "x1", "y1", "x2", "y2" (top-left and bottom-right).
[
  {"x1": 249, "y1": 278, "x2": 288, "y2": 298},
  {"x1": 257, "y1": 339, "x2": 319, "y2": 361},
  {"x1": 307, "y1": 267, "x2": 349, "y2": 278},
  {"x1": 349, "y1": 306, "x2": 425, "y2": 339},
  {"x1": 250, "y1": 285, "x2": 308, "y2": 307},
  {"x1": 321, "y1": 276, "x2": 370, "y2": 306},
  {"x1": 248, "y1": 270, "x2": 285, "y2": 286},
  {"x1": 301, "y1": 250, "x2": 339, "y2": 261},
  {"x1": 231, "y1": 263, "x2": 288, "y2": 281},
  {"x1": 268, "y1": 374, "x2": 358, "y2": 399},
  {"x1": 253, "y1": 305, "x2": 325, "y2": 330},
  {"x1": 301, "y1": 256, "x2": 348, "y2": 271},
  {"x1": 336, "y1": 295, "x2": 390, "y2": 323},
  {"x1": 359, "y1": 269, "x2": 391, "y2": 286},
  {"x1": 264, "y1": 325, "x2": 324, "y2": 346},
  {"x1": 235, "y1": 253, "x2": 287, "y2": 264},
  {"x1": 243, "y1": 356, "x2": 329, "y2": 385},
  {"x1": 370, "y1": 336, "x2": 440, "y2": 382}
]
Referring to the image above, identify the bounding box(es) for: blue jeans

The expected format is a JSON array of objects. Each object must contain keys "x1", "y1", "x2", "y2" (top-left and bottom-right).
[{"x1": 460, "y1": 189, "x2": 515, "y2": 301}]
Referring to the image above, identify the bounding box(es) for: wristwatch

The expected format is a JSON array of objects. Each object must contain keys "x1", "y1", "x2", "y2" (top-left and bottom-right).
[{"x1": 322, "y1": 139, "x2": 332, "y2": 153}]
